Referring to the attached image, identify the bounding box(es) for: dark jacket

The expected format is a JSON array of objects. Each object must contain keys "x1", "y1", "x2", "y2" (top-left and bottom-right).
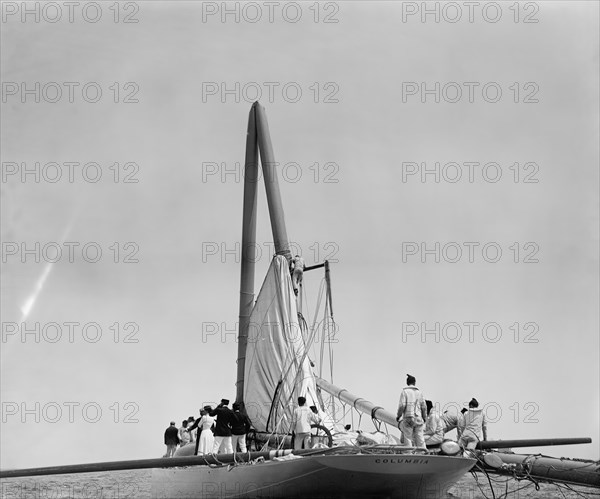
[
  {"x1": 209, "y1": 405, "x2": 235, "y2": 437},
  {"x1": 231, "y1": 410, "x2": 252, "y2": 436},
  {"x1": 164, "y1": 425, "x2": 180, "y2": 445},
  {"x1": 188, "y1": 417, "x2": 202, "y2": 433}
]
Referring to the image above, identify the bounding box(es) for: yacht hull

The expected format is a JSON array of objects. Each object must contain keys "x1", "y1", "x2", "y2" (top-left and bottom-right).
[{"x1": 152, "y1": 453, "x2": 475, "y2": 498}]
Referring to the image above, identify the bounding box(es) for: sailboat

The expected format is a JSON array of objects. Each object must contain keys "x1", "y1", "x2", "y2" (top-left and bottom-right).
[
  {"x1": 150, "y1": 101, "x2": 477, "y2": 498},
  {"x1": 1, "y1": 103, "x2": 597, "y2": 498}
]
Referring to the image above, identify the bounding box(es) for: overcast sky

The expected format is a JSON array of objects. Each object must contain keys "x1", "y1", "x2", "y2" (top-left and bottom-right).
[{"x1": 1, "y1": 1, "x2": 598, "y2": 469}]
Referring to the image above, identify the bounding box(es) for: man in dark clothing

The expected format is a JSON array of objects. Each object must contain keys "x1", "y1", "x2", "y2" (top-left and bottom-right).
[
  {"x1": 187, "y1": 408, "x2": 204, "y2": 435},
  {"x1": 231, "y1": 402, "x2": 252, "y2": 452},
  {"x1": 209, "y1": 398, "x2": 235, "y2": 454},
  {"x1": 187, "y1": 408, "x2": 206, "y2": 455},
  {"x1": 187, "y1": 416, "x2": 197, "y2": 443},
  {"x1": 163, "y1": 421, "x2": 179, "y2": 457}
]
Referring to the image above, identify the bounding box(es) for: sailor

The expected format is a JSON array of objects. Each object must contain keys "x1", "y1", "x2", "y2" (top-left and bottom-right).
[
  {"x1": 290, "y1": 255, "x2": 305, "y2": 296},
  {"x1": 231, "y1": 402, "x2": 252, "y2": 453},
  {"x1": 163, "y1": 421, "x2": 180, "y2": 458},
  {"x1": 441, "y1": 407, "x2": 468, "y2": 438},
  {"x1": 209, "y1": 399, "x2": 235, "y2": 454},
  {"x1": 424, "y1": 400, "x2": 444, "y2": 447},
  {"x1": 187, "y1": 416, "x2": 197, "y2": 443},
  {"x1": 178, "y1": 419, "x2": 191, "y2": 447},
  {"x1": 458, "y1": 398, "x2": 488, "y2": 450},
  {"x1": 396, "y1": 374, "x2": 427, "y2": 449},
  {"x1": 291, "y1": 396, "x2": 320, "y2": 450},
  {"x1": 187, "y1": 409, "x2": 205, "y2": 455},
  {"x1": 457, "y1": 407, "x2": 468, "y2": 440}
]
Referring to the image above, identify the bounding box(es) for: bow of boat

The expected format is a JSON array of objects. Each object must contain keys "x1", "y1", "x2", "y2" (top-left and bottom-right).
[{"x1": 151, "y1": 448, "x2": 476, "y2": 499}]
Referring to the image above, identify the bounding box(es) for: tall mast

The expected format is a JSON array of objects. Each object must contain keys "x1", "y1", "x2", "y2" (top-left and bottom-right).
[
  {"x1": 236, "y1": 103, "x2": 292, "y2": 404},
  {"x1": 236, "y1": 104, "x2": 259, "y2": 403}
]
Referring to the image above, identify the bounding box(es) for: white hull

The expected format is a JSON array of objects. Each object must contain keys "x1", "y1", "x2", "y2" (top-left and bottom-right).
[{"x1": 152, "y1": 452, "x2": 475, "y2": 498}]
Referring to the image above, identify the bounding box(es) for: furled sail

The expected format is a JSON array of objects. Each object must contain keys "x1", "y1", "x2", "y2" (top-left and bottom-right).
[{"x1": 243, "y1": 255, "x2": 320, "y2": 434}]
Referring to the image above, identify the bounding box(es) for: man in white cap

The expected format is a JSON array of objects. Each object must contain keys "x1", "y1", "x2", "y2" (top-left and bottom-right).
[
  {"x1": 458, "y1": 398, "x2": 488, "y2": 450},
  {"x1": 396, "y1": 374, "x2": 427, "y2": 449}
]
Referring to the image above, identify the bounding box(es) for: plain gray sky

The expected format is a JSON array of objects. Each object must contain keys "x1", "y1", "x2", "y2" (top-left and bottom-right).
[{"x1": 1, "y1": 1, "x2": 598, "y2": 468}]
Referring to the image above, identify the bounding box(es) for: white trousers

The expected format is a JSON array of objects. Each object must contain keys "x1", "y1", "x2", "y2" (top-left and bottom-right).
[
  {"x1": 424, "y1": 434, "x2": 444, "y2": 446},
  {"x1": 292, "y1": 269, "x2": 303, "y2": 290},
  {"x1": 212, "y1": 436, "x2": 233, "y2": 454},
  {"x1": 294, "y1": 432, "x2": 311, "y2": 450},
  {"x1": 458, "y1": 432, "x2": 479, "y2": 450},
  {"x1": 399, "y1": 419, "x2": 426, "y2": 449},
  {"x1": 232, "y1": 434, "x2": 247, "y2": 452}
]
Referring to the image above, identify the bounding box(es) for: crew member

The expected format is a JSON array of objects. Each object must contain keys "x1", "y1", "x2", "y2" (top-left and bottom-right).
[
  {"x1": 209, "y1": 399, "x2": 235, "y2": 454},
  {"x1": 163, "y1": 421, "x2": 180, "y2": 458},
  {"x1": 458, "y1": 398, "x2": 487, "y2": 450},
  {"x1": 231, "y1": 402, "x2": 252, "y2": 453},
  {"x1": 424, "y1": 400, "x2": 444, "y2": 447},
  {"x1": 291, "y1": 396, "x2": 320, "y2": 450},
  {"x1": 187, "y1": 416, "x2": 197, "y2": 443},
  {"x1": 441, "y1": 407, "x2": 467, "y2": 438},
  {"x1": 178, "y1": 420, "x2": 190, "y2": 447},
  {"x1": 290, "y1": 255, "x2": 305, "y2": 296},
  {"x1": 396, "y1": 374, "x2": 427, "y2": 449}
]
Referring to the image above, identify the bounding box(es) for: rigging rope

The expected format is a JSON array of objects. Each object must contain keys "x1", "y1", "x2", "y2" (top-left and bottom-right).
[
  {"x1": 370, "y1": 406, "x2": 384, "y2": 432},
  {"x1": 260, "y1": 259, "x2": 344, "y2": 444}
]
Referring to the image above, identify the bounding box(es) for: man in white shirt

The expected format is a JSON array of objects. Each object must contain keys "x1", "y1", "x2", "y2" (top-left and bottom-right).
[
  {"x1": 291, "y1": 396, "x2": 320, "y2": 450},
  {"x1": 424, "y1": 400, "x2": 445, "y2": 446},
  {"x1": 458, "y1": 398, "x2": 488, "y2": 450},
  {"x1": 396, "y1": 374, "x2": 427, "y2": 449},
  {"x1": 441, "y1": 407, "x2": 468, "y2": 439}
]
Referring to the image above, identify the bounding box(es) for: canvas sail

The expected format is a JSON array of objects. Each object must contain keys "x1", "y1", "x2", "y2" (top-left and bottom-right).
[{"x1": 243, "y1": 255, "x2": 320, "y2": 434}]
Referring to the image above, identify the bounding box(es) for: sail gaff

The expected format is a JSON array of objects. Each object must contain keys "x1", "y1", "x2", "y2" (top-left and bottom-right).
[{"x1": 315, "y1": 376, "x2": 400, "y2": 429}]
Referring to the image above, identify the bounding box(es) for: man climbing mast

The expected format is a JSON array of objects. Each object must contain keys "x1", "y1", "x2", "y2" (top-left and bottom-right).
[{"x1": 290, "y1": 254, "x2": 305, "y2": 296}]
